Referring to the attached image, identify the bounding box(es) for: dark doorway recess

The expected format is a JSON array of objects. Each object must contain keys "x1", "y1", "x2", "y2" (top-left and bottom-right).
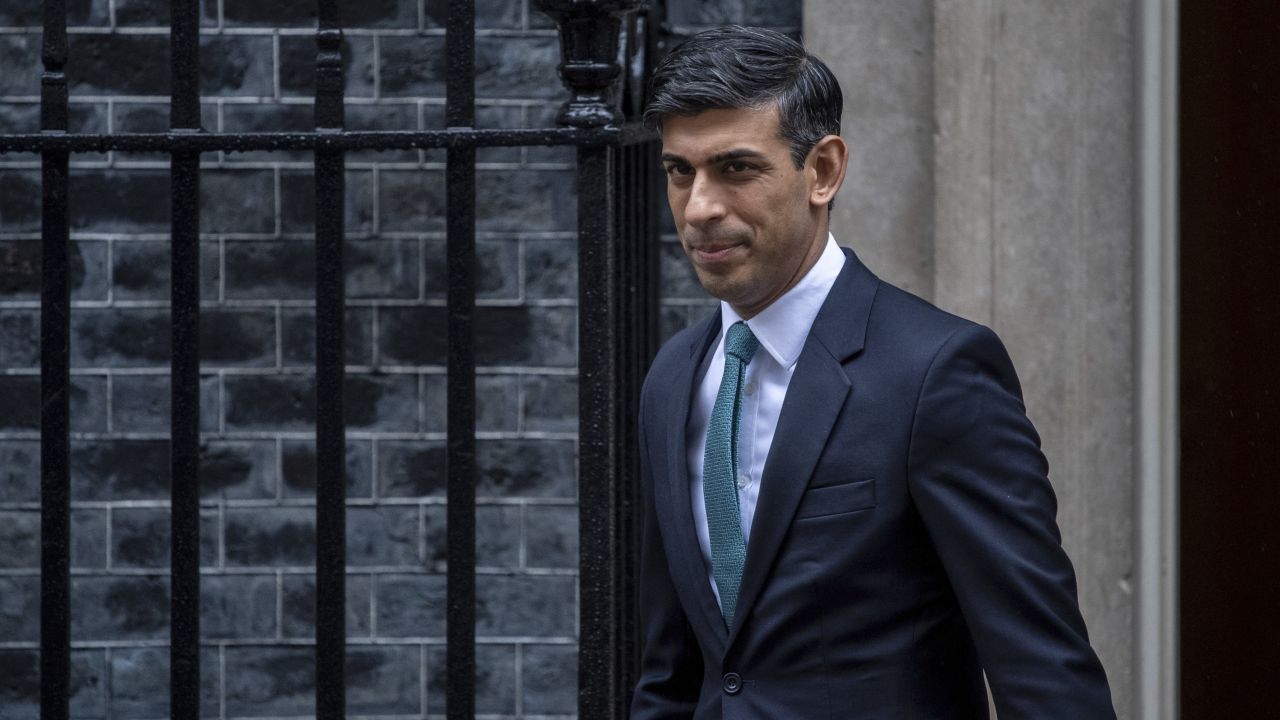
[{"x1": 1179, "y1": 1, "x2": 1280, "y2": 717}]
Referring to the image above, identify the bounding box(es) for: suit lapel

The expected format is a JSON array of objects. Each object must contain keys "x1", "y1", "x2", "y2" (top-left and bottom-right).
[
  {"x1": 656, "y1": 310, "x2": 730, "y2": 647},
  {"x1": 726, "y1": 249, "x2": 879, "y2": 648}
]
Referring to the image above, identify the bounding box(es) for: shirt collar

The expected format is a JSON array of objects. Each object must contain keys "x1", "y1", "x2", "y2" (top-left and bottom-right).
[{"x1": 720, "y1": 233, "x2": 846, "y2": 369}]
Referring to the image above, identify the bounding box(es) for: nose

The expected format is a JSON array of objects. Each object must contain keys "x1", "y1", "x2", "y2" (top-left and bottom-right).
[{"x1": 683, "y1": 175, "x2": 727, "y2": 228}]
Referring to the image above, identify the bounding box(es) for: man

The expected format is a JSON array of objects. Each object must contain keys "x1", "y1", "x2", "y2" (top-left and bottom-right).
[{"x1": 631, "y1": 26, "x2": 1115, "y2": 719}]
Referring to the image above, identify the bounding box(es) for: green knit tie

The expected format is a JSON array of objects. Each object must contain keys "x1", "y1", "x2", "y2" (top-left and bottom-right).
[{"x1": 703, "y1": 321, "x2": 758, "y2": 628}]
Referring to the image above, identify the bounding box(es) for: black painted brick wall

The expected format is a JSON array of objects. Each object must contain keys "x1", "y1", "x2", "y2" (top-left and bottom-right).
[{"x1": 0, "y1": 0, "x2": 799, "y2": 718}]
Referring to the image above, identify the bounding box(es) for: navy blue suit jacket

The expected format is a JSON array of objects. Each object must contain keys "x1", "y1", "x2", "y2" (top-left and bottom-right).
[{"x1": 631, "y1": 249, "x2": 1115, "y2": 719}]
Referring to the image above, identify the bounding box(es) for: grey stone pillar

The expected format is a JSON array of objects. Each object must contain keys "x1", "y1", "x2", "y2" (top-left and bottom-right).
[{"x1": 807, "y1": 2, "x2": 1137, "y2": 717}]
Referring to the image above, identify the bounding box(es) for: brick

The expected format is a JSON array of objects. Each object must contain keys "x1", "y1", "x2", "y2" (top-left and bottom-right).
[
  {"x1": 474, "y1": 306, "x2": 577, "y2": 366},
  {"x1": 0, "y1": 170, "x2": 40, "y2": 233},
  {"x1": 0, "y1": 649, "x2": 107, "y2": 718},
  {"x1": 69, "y1": 169, "x2": 171, "y2": 234},
  {"x1": 110, "y1": 100, "x2": 217, "y2": 133},
  {"x1": 422, "y1": 503, "x2": 520, "y2": 570},
  {"x1": 111, "y1": 507, "x2": 219, "y2": 568},
  {"x1": 522, "y1": 643, "x2": 578, "y2": 714},
  {"x1": 476, "y1": 574, "x2": 576, "y2": 637},
  {"x1": 67, "y1": 35, "x2": 167, "y2": 95},
  {"x1": 345, "y1": 645, "x2": 422, "y2": 716},
  {"x1": 280, "y1": 573, "x2": 372, "y2": 638},
  {"x1": 423, "y1": 237, "x2": 519, "y2": 300},
  {"x1": 378, "y1": 439, "x2": 576, "y2": 498},
  {"x1": 200, "y1": 439, "x2": 277, "y2": 500},
  {"x1": 200, "y1": 35, "x2": 277, "y2": 97},
  {"x1": 71, "y1": 439, "x2": 169, "y2": 501},
  {"x1": 521, "y1": 374, "x2": 578, "y2": 433},
  {"x1": 375, "y1": 307, "x2": 446, "y2": 366},
  {"x1": 524, "y1": 237, "x2": 577, "y2": 299},
  {"x1": 375, "y1": 440, "x2": 441, "y2": 497},
  {"x1": 0, "y1": 239, "x2": 107, "y2": 301},
  {"x1": 200, "y1": 169, "x2": 276, "y2": 234},
  {"x1": 424, "y1": 0, "x2": 521, "y2": 29},
  {"x1": 201, "y1": 574, "x2": 276, "y2": 639},
  {"x1": 110, "y1": 239, "x2": 219, "y2": 301},
  {"x1": 374, "y1": 573, "x2": 446, "y2": 637},
  {"x1": 474, "y1": 36, "x2": 561, "y2": 100},
  {"x1": 662, "y1": 239, "x2": 706, "y2": 299},
  {"x1": 224, "y1": 240, "x2": 314, "y2": 300},
  {"x1": 225, "y1": 507, "x2": 315, "y2": 566},
  {"x1": 426, "y1": 644, "x2": 515, "y2": 715},
  {"x1": 525, "y1": 504, "x2": 578, "y2": 569},
  {"x1": 0, "y1": 374, "x2": 106, "y2": 432},
  {"x1": 279, "y1": 169, "x2": 375, "y2": 235},
  {"x1": 474, "y1": 105, "x2": 523, "y2": 163},
  {"x1": 110, "y1": 374, "x2": 220, "y2": 434},
  {"x1": 280, "y1": 307, "x2": 374, "y2": 366},
  {"x1": 0, "y1": 0, "x2": 104, "y2": 27},
  {"x1": 114, "y1": 0, "x2": 218, "y2": 27},
  {"x1": 347, "y1": 238, "x2": 420, "y2": 299},
  {"x1": 108, "y1": 646, "x2": 219, "y2": 718},
  {"x1": 72, "y1": 508, "x2": 108, "y2": 569},
  {"x1": 347, "y1": 506, "x2": 418, "y2": 567},
  {"x1": 279, "y1": 35, "x2": 376, "y2": 99},
  {"x1": 201, "y1": 308, "x2": 277, "y2": 367},
  {"x1": 476, "y1": 169, "x2": 577, "y2": 232},
  {"x1": 72, "y1": 308, "x2": 170, "y2": 367},
  {"x1": 378, "y1": 35, "x2": 446, "y2": 98},
  {"x1": 0, "y1": 577, "x2": 39, "y2": 642},
  {"x1": 281, "y1": 438, "x2": 373, "y2": 499},
  {"x1": 219, "y1": 102, "x2": 312, "y2": 163},
  {"x1": 226, "y1": 238, "x2": 398, "y2": 300},
  {"x1": 0, "y1": 310, "x2": 39, "y2": 368},
  {"x1": 224, "y1": 375, "x2": 315, "y2": 431},
  {"x1": 477, "y1": 374, "x2": 520, "y2": 433},
  {"x1": 71, "y1": 575, "x2": 169, "y2": 641},
  {"x1": 0, "y1": 35, "x2": 41, "y2": 97},
  {"x1": 201, "y1": 509, "x2": 220, "y2": 567},
  {"x1": 377, "y1": 168, "x2": 446, "y2": 233},
  {"x1": 377, "y1": 305, "x2": 577, "y2": 368},
  {"x1": 0, "y1": 441, "x2": 39, "y2": 503},
  {"x1": 422, "y1": 373, "x2": 445, "y2": 432},
  {"x1": 223, "y1": 646, "x2": 315, "y2": 717},
  {"x1": 346, "y1": 103, "x2": 419, "y2": 163},
  {"x1": 0, "y1": 510, "x2": 38, "y2": 569},
  {"x1": 478, "y1": 504, "x2": 521, "y2": 569}
]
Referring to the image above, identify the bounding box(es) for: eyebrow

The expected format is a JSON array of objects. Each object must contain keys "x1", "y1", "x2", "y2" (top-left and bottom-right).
[{"x1": 660, "y1": 148, "x2": 767, "y2": 165}]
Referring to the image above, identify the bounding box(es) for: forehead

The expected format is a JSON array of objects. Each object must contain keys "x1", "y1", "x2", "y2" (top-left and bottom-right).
[{"x1": 660, "y1": 106, "x2": 785, "y2": 160}]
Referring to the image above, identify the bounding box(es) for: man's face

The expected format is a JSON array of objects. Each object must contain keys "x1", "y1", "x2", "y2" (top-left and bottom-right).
[{"x1": 660, "y1": 105, "x2": 826, "y2": 318}]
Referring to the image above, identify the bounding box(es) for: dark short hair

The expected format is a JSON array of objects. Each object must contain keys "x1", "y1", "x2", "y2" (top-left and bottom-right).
[{"x1": 644, "y1": 25, "x2": 843, "y2": 169}]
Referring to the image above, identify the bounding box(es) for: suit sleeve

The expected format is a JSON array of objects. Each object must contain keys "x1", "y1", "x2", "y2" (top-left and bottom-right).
[
  {"x1": 906, "y1": 324, "x2": 1116, "y2": 719},
  {"x1": 630, "y1": 381, "x2": 704, "y2": 720}
]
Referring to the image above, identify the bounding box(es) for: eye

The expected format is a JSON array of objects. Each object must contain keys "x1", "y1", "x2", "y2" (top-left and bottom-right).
[
  {"x1": 724, "y1": 160, "x2": 751, "y2": 173},
  {"x1": 663, "y1": 163, "x2": 693, "y2": 177}
]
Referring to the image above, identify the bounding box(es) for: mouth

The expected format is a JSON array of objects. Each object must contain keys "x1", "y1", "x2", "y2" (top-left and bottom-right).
[{"x1": 689, "y1": 240, "x2": 746, "y2": 265}]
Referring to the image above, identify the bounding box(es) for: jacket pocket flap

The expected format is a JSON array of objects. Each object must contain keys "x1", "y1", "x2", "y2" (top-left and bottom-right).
[{"x1": 795, "y1": 477, "x2": 876, "y2": 519}]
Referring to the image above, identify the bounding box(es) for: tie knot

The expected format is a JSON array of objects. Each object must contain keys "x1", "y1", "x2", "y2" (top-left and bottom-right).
[{"x1": 724, "y1": 321, "x2": 759, "y2": 364}]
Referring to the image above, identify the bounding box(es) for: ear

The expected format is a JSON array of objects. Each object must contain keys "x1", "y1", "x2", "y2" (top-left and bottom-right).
[{"x1": 806, "y1": 134, "x2": 848, "y2": 208}]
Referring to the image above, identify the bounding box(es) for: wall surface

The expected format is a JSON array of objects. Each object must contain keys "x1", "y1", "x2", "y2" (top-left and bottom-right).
[
  {"x1": 0, "y1": 1, "x2": 802, "y2": 718},
  {"x1": 807, "y1": 1, "x2": 1136, "y2": 716}
]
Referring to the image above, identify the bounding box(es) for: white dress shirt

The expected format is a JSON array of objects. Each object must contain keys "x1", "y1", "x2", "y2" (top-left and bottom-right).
[{"x1": 686, "y1": 234, "x2": 846, "y2": 607}]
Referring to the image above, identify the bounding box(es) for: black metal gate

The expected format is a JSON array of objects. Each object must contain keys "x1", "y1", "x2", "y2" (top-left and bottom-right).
[{"x1": 0, "y1": 0, "x2": 662, "y2": 717}]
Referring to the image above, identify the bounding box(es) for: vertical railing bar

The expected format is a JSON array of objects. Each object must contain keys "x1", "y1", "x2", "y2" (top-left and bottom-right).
[
  {"x1": 168, "y1": 0, "x2": 202, "y2": 714},
  {"x1": 313, "y1": 0, "x2": 347, "y2": 715},
  {"x1": 39, "y1": 0, "x2": 71, "y2": 715},
  {"x1": 445, "y1": 0, "x2": 477, "y2": 717},
  {"x1": 577, "y1": 141, "x2": 620, "y2": 719}
]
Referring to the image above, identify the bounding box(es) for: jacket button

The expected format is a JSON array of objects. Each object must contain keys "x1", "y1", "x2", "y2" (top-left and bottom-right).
[{"x1": 722, "y1": 672, "x2": 742, "y2": 695}]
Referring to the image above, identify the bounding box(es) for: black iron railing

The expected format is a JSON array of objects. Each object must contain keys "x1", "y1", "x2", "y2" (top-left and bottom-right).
[{"x1": 0, "y1": 0, "x2": 662, "y2": 717}]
